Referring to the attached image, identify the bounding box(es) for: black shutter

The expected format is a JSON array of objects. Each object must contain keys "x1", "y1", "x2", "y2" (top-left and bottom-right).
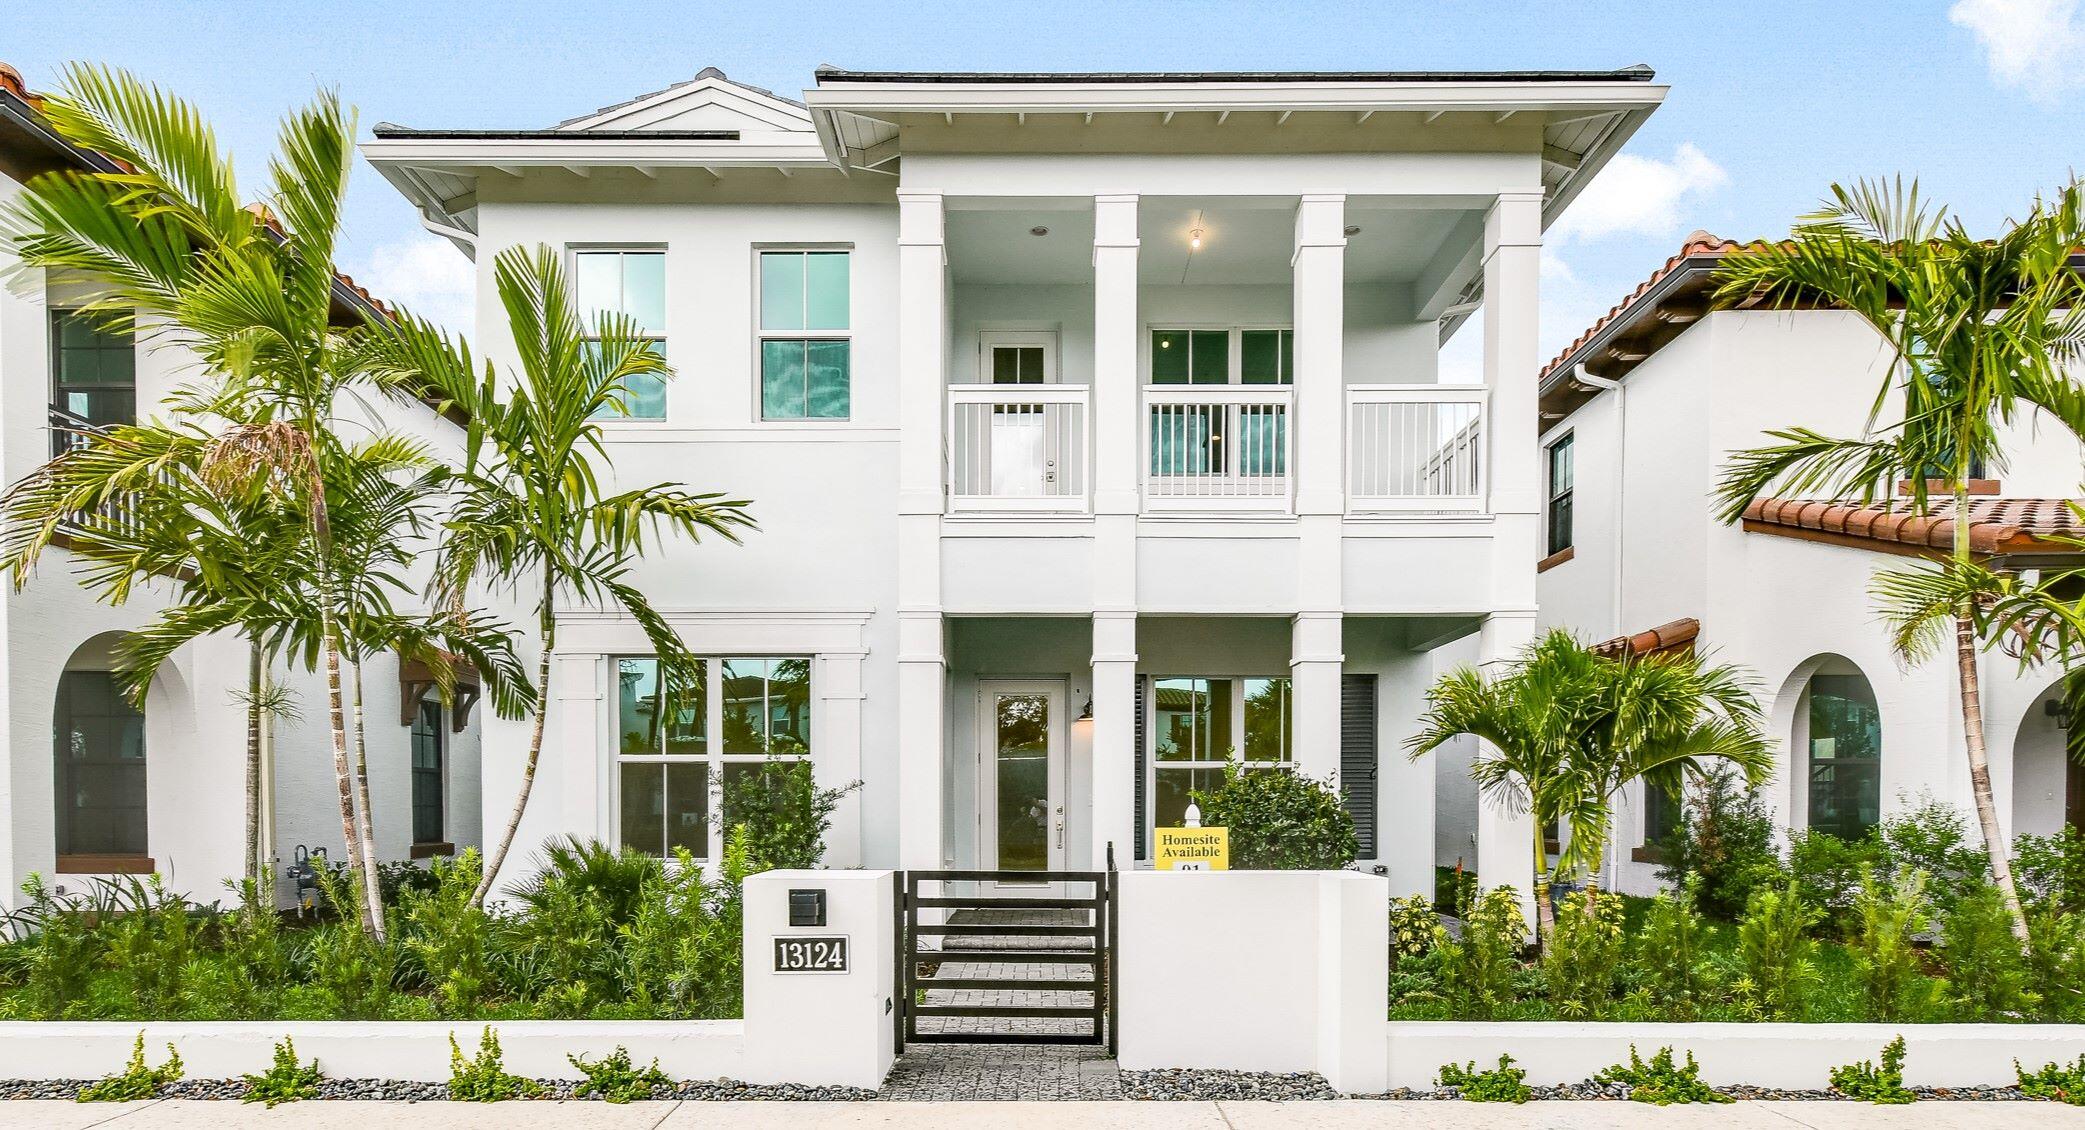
[
  {"x1": 1133, "y1": 674, "x2": 1148, "y2": 862},
  {"x1": 1340, "y1": 673, "x2": 1379, "y2": 858}
]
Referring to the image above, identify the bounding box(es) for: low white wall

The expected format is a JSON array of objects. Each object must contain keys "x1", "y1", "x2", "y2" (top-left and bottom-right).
[
  {"x1": 1118, "y1": 869, "x2": 1388, "y2": 1093},
  {"x1": 0, "y1": 1021, "x2": 743, "y2": 1082},
  {"x1": 740, "y1": 869, "x2": 896, "y2": 1089},
  {"x1": 1391, "y1": 1022, "x2": 2085, "y2": 1090}
]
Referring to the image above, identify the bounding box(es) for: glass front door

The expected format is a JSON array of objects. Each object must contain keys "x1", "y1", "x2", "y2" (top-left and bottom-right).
[{"x1": 980, "y1": 682, "x2": 1064, "y2": 877}]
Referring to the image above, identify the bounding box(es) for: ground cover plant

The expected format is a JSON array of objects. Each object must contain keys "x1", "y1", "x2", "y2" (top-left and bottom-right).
[
  {"x1": 76, "y1": 1033, "x2": 183, "y2": 1102},
  {"x1": 1436, "y1": 1055, "x2": 1530, "y2": 1102},
  {"x1": 2017, "y1": 1055, "x2": 2085, "y2": 1104},
  {"x1": 1829, "y1": 1037, "x2": 1916, "y2": 1104},
  {"x1": 1594, "y1": 1046, "x2": 1730, "y2": 1105},
  {"x1": 448, "y1": 1027, "x2": 538, "y2": 1102},
  {"x1": 242, "y1": 1037, "x2": 322, "y2": 1107}
]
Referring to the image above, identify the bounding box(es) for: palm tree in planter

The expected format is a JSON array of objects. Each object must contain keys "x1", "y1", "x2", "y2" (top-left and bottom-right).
[
  {"x1": 1407, "y1": 630, "x2": 1772, "y2": 944},
  {"x1": 363, "y1": 244, "x2": 755, "y2": 905},
  {"x1": 1712, "y1": 178, "x2": 2085, "y2": 941}
]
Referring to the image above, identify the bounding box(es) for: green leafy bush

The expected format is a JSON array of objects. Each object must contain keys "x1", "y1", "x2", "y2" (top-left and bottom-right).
[
  {"x1": 448, "y1": 1027, "x2": 537, "y2": 1102},
  {"x1": 2027, "y1": 907, "x2": 2085, "y2": 1021},
  {"x1": 1876, "y1": 799, "x2": 1987, "y2": 912},
  {"x1": 2015, "y1": 828, "x2": 2085, "y2": 914},
  {"x1": 218, "y1": 872, "x2": 289, "y2": 1017},
  {"x1": 99, "y1": 877, "x2": 195, "y2": 1017},
  {"x1": 1788, "y1": 829, "x2": 1882, "y2": 936},
  {"x1": 1732, "y1": 881, "x2": 1822, "y2": 1021},
  {"x1": 1542, "y1": 888, "x2": 1622, "y2": 1018},
  {"x1": 1594, "y1": 1045, "x2": 1731, "y2": 1105},
  {"x1": 569, "y1": 1045, "x2": 669, "y2": 1103},
  {"x1": 242, "y1": 1036, "x2": 321, "y2": 1106},
  {"x1": 1189, "y1": 761, "x2": 1358, "y2": 870},
  {"x1": 1850, "y1": 868, "x2": 1941, "y2": 1023},
  {"x1": 14, "y1": 877, "x2": 95, "y2": 1018},
  {"x1": 1943, "y1": 883, "x2": 2038, "y2": 1020},
  {"x1": 77, "y1": 1032, "x2": 182, "y2": 1102},
  {"x1": 1631, "y1": 882, "x2": 1714, "y2": 1020},
  {"x1": 1829, "y1": 1036, "x2": 1915, "y2": 1104},
  {"x1": 1655, "y1": 764, "x2": 1780, "y2": 921},
  {"x1": 401, "y1": 851, "x2": 491, "y2": 1017},
  {"x1": 2018, "y1": 1055, "x2": 2085, "y2": 1104},
  {"x1": 1437, "y1": 1055, "x2": 1530, "y2": 1102},
  {"x1": 719, "y1": 759, "x2": 859, "y2": 871},
  {"x1": 1439, "y1": 885, "x2": 1525, "y2": 1020},
  {"x1": 1389, "y1": 894, "x2": 1438, "y2": 967}
]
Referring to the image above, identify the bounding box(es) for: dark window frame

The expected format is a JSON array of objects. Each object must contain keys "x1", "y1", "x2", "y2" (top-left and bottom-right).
[
  {"x1": 410, "y1": 696, "x2": 445, "y2": 846},
  {"x1": 54, "y1": 669, "x2": 148, "y2": 863},
  {"x1": 49, "y1": 309, "x2": 138, "y2": 432},
  {"x1": 1546, "y1": 432, "x2": 1575, "y2": 557}
]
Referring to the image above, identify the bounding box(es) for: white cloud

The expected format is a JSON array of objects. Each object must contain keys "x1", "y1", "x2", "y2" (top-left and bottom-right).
[
  {"x1": 1549, "y1": 142, "x2": 1728, "y2": 247},
  {"x1": 349, "y1": 234, "x2": 475, "y2": 336},
  {"x1": 1951, "y1": 0, "x2": 2085, "y2": 104}
]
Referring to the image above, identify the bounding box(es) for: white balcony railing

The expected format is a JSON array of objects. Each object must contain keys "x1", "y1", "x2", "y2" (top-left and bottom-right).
[
  {"x1": 1142, "y1": 385, "x2": 1293, "y2": 511},
  {"x1": 1346, "y1": 385, "x2": 1487, "y2": 512},
  {"x1": 947, "y1": 384, "x2": 1090, "y2": 512}
]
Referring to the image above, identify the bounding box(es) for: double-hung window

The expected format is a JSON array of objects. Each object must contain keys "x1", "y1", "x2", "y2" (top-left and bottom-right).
[
  {"x1": 759, "y1": 250, "x2": 850, "y2": 419},
  {"x1": 574, "y1": 249, "x2": 667, "y2": 420},
  {"x1": 1148, "y1": 676, "x2": 1293, "y2": 833},
  {"x1": 614, "y1": 655, "x2": 812, "y2": 861},
  {"x1": 410, "y1": 697, "x2": 445, "y2": 847},
  {"x1": 1546, "y1": 433, "x2": 1575, "y2": 557},
  {"x1": 51, "y1": 311, "x2": 136, "y2": 454}
]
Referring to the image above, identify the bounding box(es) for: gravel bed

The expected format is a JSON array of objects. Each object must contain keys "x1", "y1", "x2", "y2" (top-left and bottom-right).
[
  {"x1": 0, "y1": 1077, "x2": 876, "y2": 1102},
  {"x1": 1367, "y1": 1082, "x2": 2044, "y2": 1102},
  {"x1": 1119, "y1": 1069, "x2": 1338, "y2": 1101}
]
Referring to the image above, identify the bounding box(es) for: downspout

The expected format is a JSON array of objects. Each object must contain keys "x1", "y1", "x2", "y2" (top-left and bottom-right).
[
  {"x1": 1575, "y1": 364, "x2": 1627, "y2": 891},
  {"x1": 416, "y1": 214, "x2": 478, "y2": 257}
]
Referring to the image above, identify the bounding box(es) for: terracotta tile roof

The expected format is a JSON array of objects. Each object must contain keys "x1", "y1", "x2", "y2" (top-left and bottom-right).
[
  {"x1": 1540, "y1": 231, "x2": 1760, "y2": 383},
  {"x1": 1742, "y1": 498, "x2": 2085, "y2": 556},
  {"x1": 1591, "y1": 617, "x2": 1700, "y2": 660}
]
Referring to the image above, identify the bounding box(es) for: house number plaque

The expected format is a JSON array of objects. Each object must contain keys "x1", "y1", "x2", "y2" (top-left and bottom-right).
[{"x1": 772, "y1": 935, "x2": 849, "y2": 973}]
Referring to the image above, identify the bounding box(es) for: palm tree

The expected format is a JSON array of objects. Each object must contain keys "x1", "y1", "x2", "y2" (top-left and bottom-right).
[
  {"x1": 1, "y1": 64, "x2": 525, "y2": 937},
  {"x1": 362, "y1": 244, "x2": 754, "y2": 904},
  {"x1": 1712, "y1": 178, "x2": 2085, "y2": 941},
  {"x1": 1407, "y1": 630, "x2": 1772, "y2": 943}
]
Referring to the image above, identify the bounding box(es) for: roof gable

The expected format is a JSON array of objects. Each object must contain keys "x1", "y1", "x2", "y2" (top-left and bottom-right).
[{"x1": 559, "y1": 68, "x2": 813, "y2": 136}]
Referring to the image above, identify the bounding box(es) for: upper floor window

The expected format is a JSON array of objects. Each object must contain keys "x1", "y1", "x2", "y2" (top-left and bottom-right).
[
  {"x1": 574, "y1": 250, "x2": 667, "y2": 420},
  {"x1": 51, "y1": 310, "x2": 136, "y2": 433},
  {"x1": 1546, "y1": 433, "x2": 1575, "y2": 557},
  {"x1": 759, "y1": 251, "x2": 850, "y2": 420},
  {"x1": 1150, "y1": 328, "x2": 1294, "y2": 386}
]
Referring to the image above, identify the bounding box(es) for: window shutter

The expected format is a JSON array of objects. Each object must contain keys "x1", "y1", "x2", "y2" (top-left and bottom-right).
[
  {"x1": 1340, "y1": 673, "x2": 1378, "y2": 858},
  {"x1": 1133, "y1": 674, "x2": 1148, "y2": 862}
]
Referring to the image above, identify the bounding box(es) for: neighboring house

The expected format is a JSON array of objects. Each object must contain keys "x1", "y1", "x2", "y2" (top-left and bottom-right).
[
  {"x1": 364, "y1": 63, "x2": 1668, "y2": 898},
  {"x1": 1515, "y1": 232, "x2": 2085, "y2": 896},
  {"x1": 0, "y1": 63, "x2": 483, "y2": 904}
]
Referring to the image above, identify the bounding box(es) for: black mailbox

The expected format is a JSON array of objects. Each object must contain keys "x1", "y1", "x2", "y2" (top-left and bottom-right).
[{"x1": 788, "y1": 888, "x2": 826, "y2": 927}]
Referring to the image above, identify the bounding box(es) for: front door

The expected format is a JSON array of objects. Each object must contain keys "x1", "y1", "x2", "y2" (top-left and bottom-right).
[{"x1": 978, "y1": 681, "x2": 1066, "y2": 882}]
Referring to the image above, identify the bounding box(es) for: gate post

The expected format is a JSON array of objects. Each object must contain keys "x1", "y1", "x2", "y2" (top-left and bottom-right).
[{"x1": 742, "y1": 870, "x2": 897, "y2": 1089}]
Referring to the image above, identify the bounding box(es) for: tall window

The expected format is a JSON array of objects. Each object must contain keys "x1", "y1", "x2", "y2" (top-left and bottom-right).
[
  {"x1": 1807, "y1": 672, "x2": 1882, "y2": 841},
  {"x1": 410, "y1": 697, "x2": 445, "y2": 846},
  {"x1": 1149, "y1": 328, "x2": 1292, "y2": 479},
  {"x1": 54, "y1": 670, "x2": 147, "y2": 862},
  {"x1": 1149, "y1": 676, "x2": 1292, "y2": 832},
  {"x1": 1546, "y1": 434, "x2": 1575, "y2": 557},
  {"x1": 614, "y1": 655, "x2": 812, "y2": 860},
  {"x1": 574, "y1": 249, "x2": 667, "y2": 420},
  {"x1": 759, "y1": 251, "x2": 850, "y2": 419},
  {"x1": 51, "y1": 310, "x2": 137, "y2": 432},
  {"x1": 1642, "y1": 781, "x2": 1679, "y2": 847}
]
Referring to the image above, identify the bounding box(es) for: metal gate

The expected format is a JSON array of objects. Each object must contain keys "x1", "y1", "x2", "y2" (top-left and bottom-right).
[{"x1": 895, "y1": 854, "x2": 1117, "y2": 1050}]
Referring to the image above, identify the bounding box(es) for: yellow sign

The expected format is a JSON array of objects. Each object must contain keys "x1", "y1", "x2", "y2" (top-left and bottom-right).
[{"x1": 1154, "y1": 827, "x2": 1230, "y2": 871}]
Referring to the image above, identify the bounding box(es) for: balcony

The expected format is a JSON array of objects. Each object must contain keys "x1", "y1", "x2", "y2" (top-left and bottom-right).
[
  {"x1": 1346, "y1": 385, "x2": 1486, "y2": 513},
  {"x1": 1142, "y1": 385, "x2": 1292, "y2": 512},
  {"x1": 947, "y1": 384, "x2": 1090, "y2": 513}
]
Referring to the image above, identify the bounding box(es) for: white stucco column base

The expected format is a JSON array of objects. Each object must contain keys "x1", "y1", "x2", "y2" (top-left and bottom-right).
[
  {"x1": 1090, "y1": 611, "x2": 1137, "y2": 869},
  {"x1": 1476, "y1": 612, "x2": 1537, "y2": 928},
  {"x1": 741, "y1": 869, "x2": 895, "y2": 1089}
]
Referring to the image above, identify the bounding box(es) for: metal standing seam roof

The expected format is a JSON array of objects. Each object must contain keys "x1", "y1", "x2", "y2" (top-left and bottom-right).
[
  {"x1": 368, "y1": 126, "x2": 741, "y2": 141},
  {"x1": 812, "y1": 65, "x2": 1658, "y2": 84}
]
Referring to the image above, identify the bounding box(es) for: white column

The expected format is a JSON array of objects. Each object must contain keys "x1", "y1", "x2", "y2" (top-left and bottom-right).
[
  {"x1": 1091, "y1": 195, "x2": 1142, "y2": 866},
  {"x1": 543, "y1": 653, "x2": 603, "y2": 893},
  {"x1": 1290, "y1": 197, "x2": 1348, "y2": 788},
  {"x1": 1475, "y1": 612, "x2": 1537, "y2": 924},
  {"x1": 896, "y1": 192, "x2": 949, "y2": 870},
  {"x1": 1291, "y1": 612, "x2": 1344, "y2": 785},
  {"x1": 1090, "y1": 611, "x2": 1138, "y2": 868},
  {"x1": 813, "y1": 652, "x2": 866, "y2": 868}
]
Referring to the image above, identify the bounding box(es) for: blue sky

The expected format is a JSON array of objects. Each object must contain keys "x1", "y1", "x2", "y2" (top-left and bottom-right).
[{"x1": 8, "y1": 0, "x2": 2085, "y2": 361}]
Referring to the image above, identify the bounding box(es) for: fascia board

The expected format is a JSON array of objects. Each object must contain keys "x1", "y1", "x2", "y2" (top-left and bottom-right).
[
  {"x1": 360, "y1": 137, "x2": 833, "y2": 170},
  {"x1": 804, "y1": 81, "x2": 1668, "y2": 116}
]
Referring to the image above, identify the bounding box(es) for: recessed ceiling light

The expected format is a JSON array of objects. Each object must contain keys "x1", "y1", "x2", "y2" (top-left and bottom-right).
[
  {"x1": 1030, "y1": 226, "x2": 1049, "y2": 236},
  {"x1": 1344, "y1": 225, "x2": 1362, "y2": 236}
]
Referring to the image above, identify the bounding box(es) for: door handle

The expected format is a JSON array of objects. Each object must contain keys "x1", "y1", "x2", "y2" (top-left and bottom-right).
[{"x1": 1056, "y1": 820, "x2": 1066, "y2": 849}]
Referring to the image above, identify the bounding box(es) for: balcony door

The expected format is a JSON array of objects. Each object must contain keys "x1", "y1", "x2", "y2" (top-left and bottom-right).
[{"x1": 976, "y1": 680, "x2": 1066, "y2": 885}]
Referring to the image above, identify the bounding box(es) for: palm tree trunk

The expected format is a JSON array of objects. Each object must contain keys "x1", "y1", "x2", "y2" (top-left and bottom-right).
[
  {"x1": 321, "y1": 633, "x2": 372, "y2": 933},
  {"x1": 472, "y1": 589, "x2": 555, "y2": 907},
  {"x1": 1530, "y1": 825, "x2": 1554, "y2": 947},
  {"x1": 245, "y1": 639, "x2": 263, "y2": 884},
  {"x1": 1947, "y1": 474, "x2": 2030, "y2": 945},
  {"x1": 349, "y1": 658, "x2": 386, "y2": 943}
]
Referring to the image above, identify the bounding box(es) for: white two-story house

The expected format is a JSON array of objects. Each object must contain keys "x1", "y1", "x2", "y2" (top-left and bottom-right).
[
  {"x1": 365, "y1": 64, "x2": 1667, "y2": 898},
  {"x1": 0, "y1": 61, "x2": 483, "y2": 903},
  {"x1": 1524, "y1": 232, "x2": 2085, "y2": 896}
]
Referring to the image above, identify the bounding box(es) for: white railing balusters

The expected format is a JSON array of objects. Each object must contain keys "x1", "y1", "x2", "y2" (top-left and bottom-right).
[
  {"x1": 1140, "y1": 385, "x2": 1294, "y2": 511},
  {"x1": 946, "y1": 384, "x2": 1091, "y2": 513},
  {"x1": 1345, "y1": 385, "x2": 1488, "y2": 513}
]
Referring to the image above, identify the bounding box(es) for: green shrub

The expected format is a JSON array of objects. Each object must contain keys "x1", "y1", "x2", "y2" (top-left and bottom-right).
[
  {"x1": 99, "y1": 877, "x2": 194, "y2": 1017},
  {"x1": 1850, "y1": 868, "x2": 1941, "y2": 1023},
  {"x1": 77, "y1": 1032, "x2": 182, "y2": 1102},
  {"x1": 2015, "y1": 828, "x2": 2085, "y2": 914},
  {"x1": 1594, "y1": 1045, "x2": 1731, "y2": 1105},
  {"x1": 718, "y1": 758, "x2": 858, "y2": 871},
  {"x1": 2018, "y1": 1055, "x2": 2085, "y2": 1104},
  {"x1": 1389, "y1": 893, "x2": 1438, "y2": 968},
  {"x1": 1943, "y1": 883, "x2": 2037, "y2": 1020},
  {"x1": 1876, "y1": 799, "x2": 1987, "y2": 912},
  {"x1": 1788, "y1": 829, "x2": 1882, "y2": 936},
  {"x1": 1439, "y1": 885, "x2": 1525, "y2": 1020},
  {"x1": 402, "y1": 851, "x2": 491, "y2": 1017},
  {"x1": 1189, "y1": 761, "x2": 1358, "y2": 870},
  {"x1": 16, "y1": 877, "x2": 95, "y2": 1018},
  {"x1": 619, "y1": 843, "x2": 745, "y2": 1019},
  {"x1": 1437, "y1": 1054, "x2": 1530, "y2": 1102},
  {"x1": 1631, "y1": 882, "x2": 1713, "y2": 1020},
  {"x1": 448, "y1": 1027, "x2": 537, "y2": 1102},
  {"x1": 1655, "y1": 764, "x2": 1780, "y2": 921},
  {"x1": 242, "y1": 1036, "x2": 321, "y2": 1106},
  {"x1": 2027, "y1": 907, "x2": 2085, "y2": 1021},
  {"x1": 1542, "y1": 888, "x2": 1622, "y2": 1018},
  {"x1": 218, "y1": 871, "x2": 288, "y2": 1018},
  {"x1": 1829, "y1": 1036, "x2": 1915, "y2": 1104},
  {"x1": 569, "y1": 1045, "x2": 668, "y2": 1103},
  {"x1": 1732, "y1": 881, "x2": 1822, "y2": 1021}
]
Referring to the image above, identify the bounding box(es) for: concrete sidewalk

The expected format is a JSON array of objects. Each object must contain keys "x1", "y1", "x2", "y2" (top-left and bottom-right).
[{"x1": 11, "y1": 1100, "x2": 2085, "y2": 1128}]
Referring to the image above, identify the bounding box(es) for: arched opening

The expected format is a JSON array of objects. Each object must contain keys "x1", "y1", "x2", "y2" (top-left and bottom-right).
[
  {"x1": 53, "y1": 633, "x2": 149, "y2": 872},
  {"x1": 2012, "y1": 680, "x2": 2078, "y2": 839},
  {"x1": 1791, "y1": 657, "x2": 1883, "y2": 840}
]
